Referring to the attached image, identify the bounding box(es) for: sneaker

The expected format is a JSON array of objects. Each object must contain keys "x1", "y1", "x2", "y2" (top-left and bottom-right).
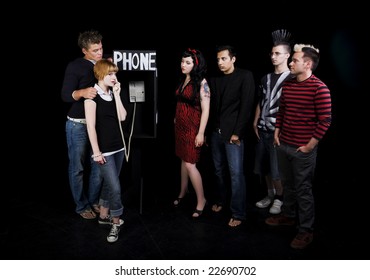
[
  {"x1": 98, "y1": 215, "x2": 124, "y2": 226},
  {"x1": 269, "y1": 199, "x2": 283, "y2": 214},
  {"x1": 290, "y1": 232, "x2": 313, "y2": 249},
  {"x1": 265, "y1": 214, "x2": 295, "y2": 226},
  {"x1": 107, "y1": 224, "x2": 120, "y2": 243},
  {"x1": 256, "y1": 196, "x2": 272, "y2": 208}
]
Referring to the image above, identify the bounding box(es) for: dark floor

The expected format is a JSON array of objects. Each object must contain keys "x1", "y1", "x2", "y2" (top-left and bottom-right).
[
  {"x1": 2, "y1": 175, "x2": 364, "y2": 260},
  {"x1": 2, "y1": 131, "x2": 366, "y2": 260}
]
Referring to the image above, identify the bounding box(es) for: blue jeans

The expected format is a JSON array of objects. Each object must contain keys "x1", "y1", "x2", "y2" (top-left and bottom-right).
[
  {"x1": 276, "y1": 142, "x2": 317, "y2": 232},
  {"x1": 65, "y1": 120, "x2": 102, "y2": 214},
  {"x1": 98, "y1": 151, "x2": 125, "y2": 218},
  {"x1": 211, "y1": 132, "x2": 247, "y2": 220}
]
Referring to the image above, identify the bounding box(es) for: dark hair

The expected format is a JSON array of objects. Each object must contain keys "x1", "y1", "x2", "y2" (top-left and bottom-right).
[
  {"x1": 181, "y1": 48, "x2": 207, "y2": 103},
  {"x1": 272, "y1": 29, "x2": 292, "y2": 54},
  {"x1": 302, "y1": 47, "x2": 320, "y2": 71},
  {"x1": 182, "y1": 48, "x2": 207, "y2": 84},
  {"x1": 78, "y1": 30, "x2": 102, "y2": 50},
  {"x1": 216, "y1": 45, "x2": 236, "y2": 59}
]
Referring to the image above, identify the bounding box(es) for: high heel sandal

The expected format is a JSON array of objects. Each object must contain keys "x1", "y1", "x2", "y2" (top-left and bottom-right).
[
  {"x1": 174, "y1": 189, "x2": 189, "y2": 207},
  {"x1": 173, "y1": 197, "x2": 183, "y2": 207},
  {"x1": 192, "y1": 209, "x2": 203, "y2": 218},
  {"x1": 192, "y1": 200, "x2": 207, "y2": 218}
]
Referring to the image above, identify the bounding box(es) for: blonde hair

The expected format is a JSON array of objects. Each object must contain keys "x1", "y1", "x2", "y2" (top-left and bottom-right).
[
  {"x1": 94, "y1": 59, "x2": 119, "y2": 80},
  {"x1": 294, "y1": 44, "x2": 319, "y2": 53}
]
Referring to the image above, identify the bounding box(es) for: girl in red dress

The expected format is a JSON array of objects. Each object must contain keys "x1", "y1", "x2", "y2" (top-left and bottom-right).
[{"x1": 173, "y1": 48, "x2": 210, "y2": 218}]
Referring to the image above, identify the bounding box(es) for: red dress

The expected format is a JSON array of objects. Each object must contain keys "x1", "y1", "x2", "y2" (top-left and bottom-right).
[{"x1": 175, "y1": 81, "x2": 201, "y2": 164}]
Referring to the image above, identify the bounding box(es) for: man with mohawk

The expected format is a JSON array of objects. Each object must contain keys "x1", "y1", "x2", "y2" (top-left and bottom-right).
[{"x1": 254, "y1": 29, "x2": 294, "y2": 215}]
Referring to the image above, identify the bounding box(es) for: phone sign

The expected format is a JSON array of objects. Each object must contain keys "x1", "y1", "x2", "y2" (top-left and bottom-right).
[{"x1": 113, "y1": 50, "x2": 156, "y2": 71}]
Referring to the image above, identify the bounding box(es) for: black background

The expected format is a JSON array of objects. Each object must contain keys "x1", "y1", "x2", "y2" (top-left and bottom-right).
[{"x1": 20, "y1": 5, "x2": 365, "y2": 250}]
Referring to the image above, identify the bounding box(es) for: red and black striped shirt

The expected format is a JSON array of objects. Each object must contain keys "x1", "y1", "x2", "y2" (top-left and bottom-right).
[{"x1": 276, "y1": 74, "x2": 332, "y2": 147}]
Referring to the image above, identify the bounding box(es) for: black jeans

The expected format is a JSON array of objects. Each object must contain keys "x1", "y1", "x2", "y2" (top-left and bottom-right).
[{"x1": 276, "y1": 142, "x2": 317, "y2": 232}]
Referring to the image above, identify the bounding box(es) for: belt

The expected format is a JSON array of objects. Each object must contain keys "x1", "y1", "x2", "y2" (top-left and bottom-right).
[{"x1": 67, "y1": 116, "x2": 86, "y2": 124}]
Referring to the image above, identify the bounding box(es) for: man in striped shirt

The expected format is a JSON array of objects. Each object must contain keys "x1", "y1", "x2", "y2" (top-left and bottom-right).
[{"x1": 265, "y1": 44, "x2": 332, "y2": 250}]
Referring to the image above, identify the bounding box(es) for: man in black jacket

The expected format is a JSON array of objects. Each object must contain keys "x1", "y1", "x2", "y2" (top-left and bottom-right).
[{"x1": 208, "y1": 45, "x2": 255, "y2": 227}]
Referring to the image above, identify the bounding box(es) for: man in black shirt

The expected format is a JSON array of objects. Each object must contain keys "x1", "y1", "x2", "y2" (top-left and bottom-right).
[{"x1": 208, "y1": 45, "x2": 255, "y2": 227}]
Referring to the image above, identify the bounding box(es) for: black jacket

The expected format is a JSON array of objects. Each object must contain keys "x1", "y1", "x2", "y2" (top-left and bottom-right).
[{"x1": 208, "y1": 67, "x2": 255, "y2": 141}]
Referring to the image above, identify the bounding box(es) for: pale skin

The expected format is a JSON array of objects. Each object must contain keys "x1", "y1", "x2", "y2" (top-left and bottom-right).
[
  {"x1": 274, "y1": 51, "x2": 319, "y2": 152},
  {"x1": 174, "y1": 56, "x2": 210, "y2": 217},
  {"x1": 85, "y1": 71, "x2": 127, "y2": 224}
]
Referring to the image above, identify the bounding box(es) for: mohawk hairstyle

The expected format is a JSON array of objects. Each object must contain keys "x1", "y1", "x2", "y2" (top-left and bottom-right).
[{"x1": 271, "y1": 29, "x2": 292, "y2": 45}]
